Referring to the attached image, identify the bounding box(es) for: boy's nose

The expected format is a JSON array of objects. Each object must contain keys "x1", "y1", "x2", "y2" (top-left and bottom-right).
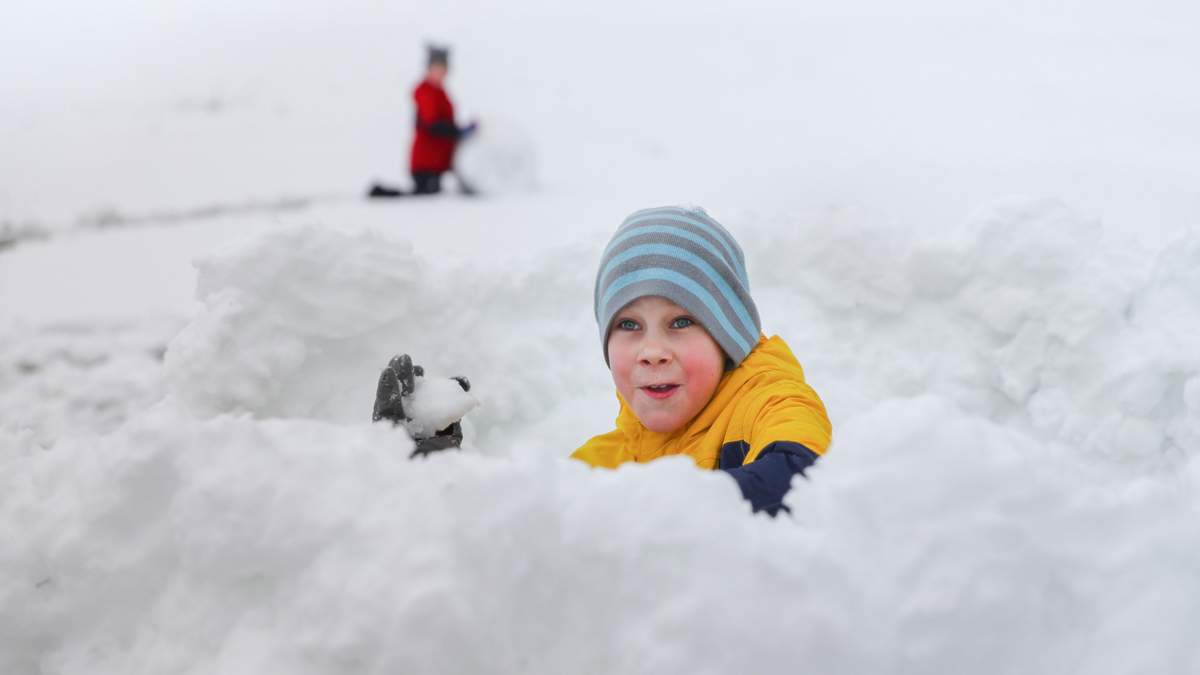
[{"x1": 638, "y1": 337, "x2": 671, "y2": 365}]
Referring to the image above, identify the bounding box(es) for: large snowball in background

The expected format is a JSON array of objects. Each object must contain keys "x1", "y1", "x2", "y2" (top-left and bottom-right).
[{"x1": 454, "y1": 117, "x2": 537, "y2": 195}]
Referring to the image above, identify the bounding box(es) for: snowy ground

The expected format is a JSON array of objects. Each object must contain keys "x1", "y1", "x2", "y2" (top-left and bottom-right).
[{"x1": 2, "y1": 0, "x2": 1200, "y2": 673}]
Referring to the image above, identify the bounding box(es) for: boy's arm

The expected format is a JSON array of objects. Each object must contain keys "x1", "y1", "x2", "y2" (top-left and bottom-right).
[
  {"x1": 720, "y1": 386, "x2": 832, "y2": 516},
  {"x1": 415, "y1": 88, "x2": 462, "y2": 138},
  {"x1": 746, "y1": 386, "x2": 832, "y2": 459},
  {"x1": 722, "y1": 441, "x2": 820, "y2": 516}
]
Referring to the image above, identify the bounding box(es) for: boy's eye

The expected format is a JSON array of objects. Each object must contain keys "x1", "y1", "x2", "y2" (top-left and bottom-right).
[
  {"x1": 671, "y1": 317, "x2": 694, "y2": 329},
  {"x1": 617, "y1": 319, "x2": 639, "y2": 331}
]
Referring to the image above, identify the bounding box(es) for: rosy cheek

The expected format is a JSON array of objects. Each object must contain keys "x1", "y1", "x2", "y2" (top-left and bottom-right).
[
  {"x1": 607, "y1": 344, "x2": 634, "y2": 396},
  {"x1": 681, "y1": 345, "x2": 722, "y2": 390},
  {"x1": 681, "y1": 348, "x2": 711, "y2": 374}
]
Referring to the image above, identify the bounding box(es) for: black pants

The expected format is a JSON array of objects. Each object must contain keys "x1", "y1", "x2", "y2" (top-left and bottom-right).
[{"x1": 412, "y1": 172, "x2": 442, "y2": 194}]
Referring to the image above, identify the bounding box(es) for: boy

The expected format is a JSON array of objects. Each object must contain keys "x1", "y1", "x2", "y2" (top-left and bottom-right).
[
  {"x1": 409, "y1": 45, "x2": 475, "y2": 194},
  {"x1": 572, "y1": 205, "x2": 832, "y2": 515},
  {"x1": 368, "y1": 45, "x2": 475, "y2": 198}
]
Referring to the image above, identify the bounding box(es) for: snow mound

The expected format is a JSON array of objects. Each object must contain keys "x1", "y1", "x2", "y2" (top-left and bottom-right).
[
  {"x1": 164, "y1": 222, "x2": 612, "y2": 455},
  {"x1": 454, "y1": 117, "x2": 538, "y2": 195},
  {"x1": 164, "y1": 225, "x2": 424, "y2": 418},
  {"x1": 7, "y1": 200, "x2": 1200, "y2": 672},
  {"x1": 742, "y1": 197, "x2": 1200, "y2": 479},
  {"x1": 161, "y1": 199, "x2": 1200, "y2": 479},
  {"x1": 2, "y1": 397, "x2": 1198, "y2": 673}
]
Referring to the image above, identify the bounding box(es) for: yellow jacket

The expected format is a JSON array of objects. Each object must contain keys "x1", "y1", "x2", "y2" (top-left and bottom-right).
[{"x1": 572, "y1": 334, "x2": 831, "y2": 474}]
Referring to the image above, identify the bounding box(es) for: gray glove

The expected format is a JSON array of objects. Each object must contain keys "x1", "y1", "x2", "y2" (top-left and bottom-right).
[{"x1": 373, "y1": 354, "x2": 471, "y2": 457}]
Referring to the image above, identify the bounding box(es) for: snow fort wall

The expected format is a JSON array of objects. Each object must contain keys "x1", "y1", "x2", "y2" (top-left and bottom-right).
[
  {"x1": 740, "y1": 197, "x2": 1200, "y2": 479},
  {"x1": 5, "y1": 199, "x2": 1200, "y2": 673},
  {"x1": 163, "y1": 222, "x2": 613, "y2": 456},
  {"x1": 162, "y1": 199, "x2": 1200, "y2": 478},
  {"x1": 2, "y1": 397, "x2": 1199, "y2": 673}
]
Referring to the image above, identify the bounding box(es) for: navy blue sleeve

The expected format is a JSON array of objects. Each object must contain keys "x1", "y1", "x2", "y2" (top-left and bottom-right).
[
  {"x1": 413, "y1": 114, "x2": 462, "y2": 138},
  {"x1": 720, "y1": 441, "x2": 820, "y2": 516},
  {"x1": 425, "y1": 120, "x2": 462, "y2": 138}
]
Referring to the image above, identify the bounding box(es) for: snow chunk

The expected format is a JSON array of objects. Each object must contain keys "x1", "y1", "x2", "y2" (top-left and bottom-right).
[
  {"x1": 164, "y1": 225, "x2": 423, "y2": 418},
  {"x1": 160, "y1": 221, "x2": 608, "y2": 456},
  {"x1": 404, "y1": 376, "x2": 480, "y2": 438}
]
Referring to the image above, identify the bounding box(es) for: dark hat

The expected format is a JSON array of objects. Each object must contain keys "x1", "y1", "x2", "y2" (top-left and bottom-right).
[{"x1": 427, "y1": 45, "x2": 449, "y2": 67}]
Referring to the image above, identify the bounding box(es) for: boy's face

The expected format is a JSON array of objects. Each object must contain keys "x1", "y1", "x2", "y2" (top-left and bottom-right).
[
  {"x1": 607, "y1": 296, "x2": 726, "y2": 434},
  {"x1": 427, "y1": 62, "x2": 448, "y2": 86}
]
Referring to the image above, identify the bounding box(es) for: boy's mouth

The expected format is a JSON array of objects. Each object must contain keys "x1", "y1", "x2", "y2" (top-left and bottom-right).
[{"x1": 640, "y1": 384, "x2": 679, "y2": 400}]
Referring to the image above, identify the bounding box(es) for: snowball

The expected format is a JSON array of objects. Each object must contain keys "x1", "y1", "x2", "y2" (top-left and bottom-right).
[
  {"x1": 453, "y1": 117, "x2": 537, "y2": 195},
  {"x1": 404, "y1": 376, "x2": 480, "y2": 438}
]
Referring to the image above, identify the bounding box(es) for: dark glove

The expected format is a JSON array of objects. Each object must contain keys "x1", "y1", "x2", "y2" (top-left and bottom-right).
[
  {"x1": 373, "y1": 354, "x2": 472, "y2": 457},
  {"x1": 459, "y1": 121, "x2": 478, "y2": 140}
]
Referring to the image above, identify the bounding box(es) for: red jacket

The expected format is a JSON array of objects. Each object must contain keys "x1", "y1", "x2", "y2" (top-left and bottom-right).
[{"x1": 410, "y1": 80, "x2": 457, "y2": 174}]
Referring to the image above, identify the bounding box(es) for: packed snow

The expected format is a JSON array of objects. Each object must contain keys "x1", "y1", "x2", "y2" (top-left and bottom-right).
[
  {"x1": 3, "y1": 0, "x2": 1200, "y2": 672},
  {"x1": 5, "y1": 200, "x2": 1200, "y2": 673},
  {"x1": 4, "y1": 395, "x2": 1199, "y2": 674},
  {"x1": 400, "y1": 376, "x2": 479, "y2": 440}
]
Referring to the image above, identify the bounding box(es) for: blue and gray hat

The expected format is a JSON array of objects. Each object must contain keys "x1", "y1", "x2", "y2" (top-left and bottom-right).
[{"x1": 595, "y1": 205, "x2": 761, "y2": 368}]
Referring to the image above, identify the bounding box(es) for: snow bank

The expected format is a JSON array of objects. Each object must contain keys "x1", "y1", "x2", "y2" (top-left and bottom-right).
[
  {"x1": 3, "y1": 396, "x2": 1198, "y2": 674},
  {"x1": 7, "y1": 198, "x2": 1200, "y2": 672},
  {"x1": 164, "y1": 223, "x2": 615, "y2": 456},
  {"x1": 163, "y1": 199, "x2": 1200, "y2": 479},
  {"x1": 742, "y1": 198, "x2": 1200, "y2": 479},
  {"x1": 164, "y1": 225, "x2": 425, "y2": 418}
]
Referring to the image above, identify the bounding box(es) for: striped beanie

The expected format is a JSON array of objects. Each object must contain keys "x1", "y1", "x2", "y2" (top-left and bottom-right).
[{"x1": 595, "y1": 205, "x2": 761, "y2": 368}]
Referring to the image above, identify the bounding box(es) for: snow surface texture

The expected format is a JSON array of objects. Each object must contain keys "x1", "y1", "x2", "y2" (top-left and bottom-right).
[
  {"x1": 0, "y1": 317, "x2": 183, "y2": 447},
  {"x1": 3, "y1": 397, "x2": 1199, "y2": 674},
  {"x1": 160, "y1": 200, "x2": 1200, "y2": 478},
  {"x1": 4, "y1": 201, "x2": 1199, "y2": 672},
  {"x1": 163, "y1": 224, "x2": 610, "y2": 456},
  {"x1": 744, "y1": 198, "x2": 1200, "y2": 481}
]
